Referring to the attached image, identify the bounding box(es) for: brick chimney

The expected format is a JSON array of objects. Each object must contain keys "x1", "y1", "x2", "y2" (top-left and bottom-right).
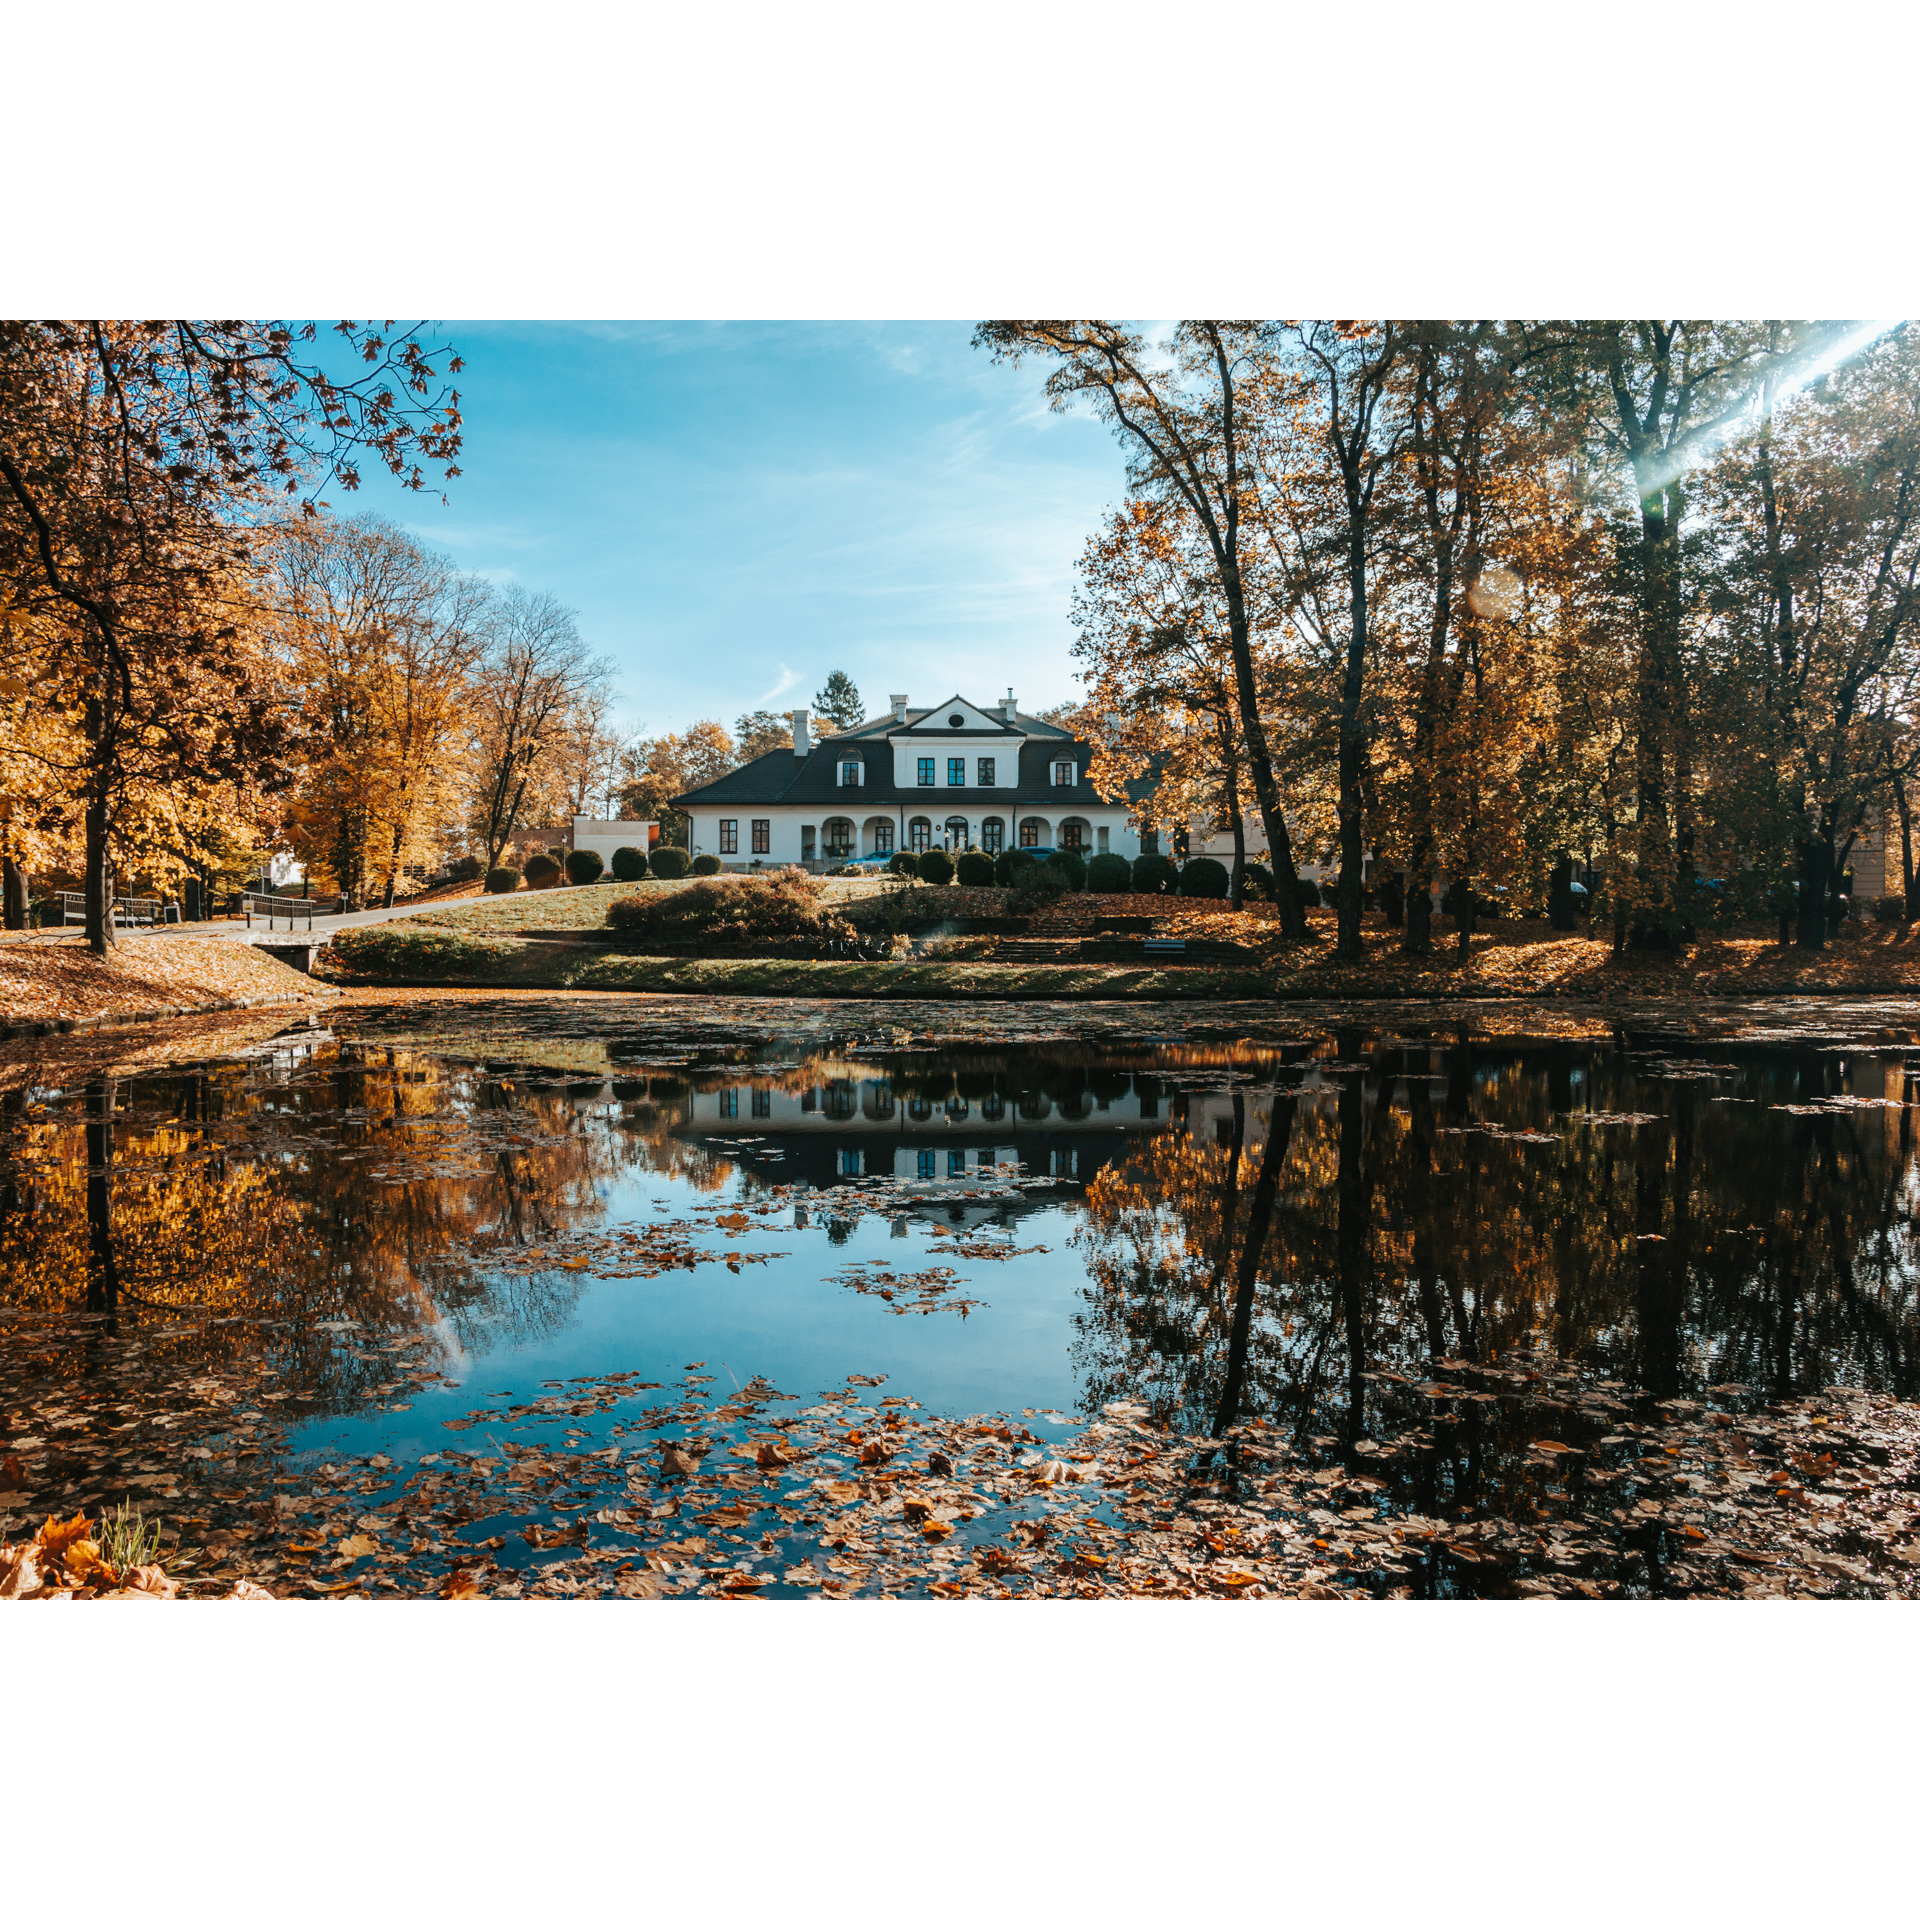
[
  {"x1": 889, "y1": 693, "x2": 908, "y2": 722},
  {"x1": 790, "y1": 709, "x2": 810, "y2": 755}
]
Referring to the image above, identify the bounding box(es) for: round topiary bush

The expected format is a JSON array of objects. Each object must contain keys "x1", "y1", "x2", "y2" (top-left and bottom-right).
[
  {"x1": 1178, "y1": 855, "x2": 1230, "y2": 899},
  {"x1": 692, "y1": 853, "x2": 723, "y2": 876},
  {"x1": 1298, "y1": 877, "x2": 1322, "y2": 907},
  {"x1": 523, "y1": 852, "x2": 563, "y2": 890},
  {"x1": 888, "y1": 850, "x2": 920, "y2": 878},
  {"x1": 565, "y1": 848, "x2": 604, "y2": 886},
  {"x1": 484, "y1": 867, "x2": 521, "y2": 894},
  {"x1": 1085, "y1": 852, "x2": 1132, "y2": 893},
  {"x1": 1242, "y1": 862, "x2": 1275, "y2": 901},
  {"x1": 955, "y1": 849, "x2": 996, "y2": 887},
  {"x1": 1046, "y1": 850, "x2": 1086, "y2": 891},
  {"x1": 1132, "y1": 853, "x2": 1178, "y2": 896},
  {"x1": 917, "y1": 846, "x2": 955, "y2": 886},
  {"x1": 649, "y1": 846, "x2": 692, "y2": 880},
  {"x1": 610, "y1": 846, "x2": 648, "y2": 882},
  {"x1": 1012, "y1": 861, "x2": 1069, "y2": 901},
  {"x1": 994, "y1": 847, "x2": 1036, "y2": 888}
]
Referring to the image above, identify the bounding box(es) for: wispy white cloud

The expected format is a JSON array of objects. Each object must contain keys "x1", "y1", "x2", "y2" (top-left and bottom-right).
[{"x1": 754, "y1": 665, "x2": 801, "y2": 707}]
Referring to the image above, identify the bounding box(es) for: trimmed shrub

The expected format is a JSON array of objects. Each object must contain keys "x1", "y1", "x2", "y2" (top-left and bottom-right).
[
  {"x1": 523, "y1": 852, "x2": 563, "y2": 890},
  {"x1": 955, "y1": 849, "x2": 996, "y2": 887},
  {"x1": 887, "y1": 851, "x2": 920, "y2": 878},
  {"x1": 1298, "y1": 878, "x2": 1322, "y2": 907},
  {"x1": 1873, "y1": 893, "x2": 1908, "y2": 925},
  {"x1": 993, "y1": 847, "x2": 1037, "y2": 888},
  {"x1": 1085, "y1": 852, "x2": 1132, "y2": 893},
  {"x1": 1178, "y1": 855, "x2": 1230, "y2": 899},
  {"x1": 565, "y1": 848, "x2": 605, "y2": 886},
  {"x1": 917, "y1": 846, "x2": 955, "y2": 886},
  {"x1": 610, "y1": 845, "x2": 648, "y2": 882},
  {"x1": 691, "y1": 853, "x2": 723, "y2": 876},
  {"x1": 606, "y1": 872, "x2": 851, "y2": 942},
  {"x1": 1012, "y1": 861, "x2": 1069, "y2": 903},
  {"x1": 649, "y1": 846, "x2": 693, "y2": 880},
  {"x1": 483, "y1": 867, "x2": 521, "y2": 894},
  {"x1": 1242, "y1": 862, "x2": 1275, "y2": 901},
  {"x1": 1132, "y1": 853, "x2": 1178, "y2": 896},
  {"x1": 1047, "y1": 849, "x2": 1086, "y2": 891}
]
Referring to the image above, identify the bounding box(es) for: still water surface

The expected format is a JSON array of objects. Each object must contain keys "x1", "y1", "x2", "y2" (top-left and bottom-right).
[{"x1": 5, "y1": 999, "x2": 1917, "y2": 1490}]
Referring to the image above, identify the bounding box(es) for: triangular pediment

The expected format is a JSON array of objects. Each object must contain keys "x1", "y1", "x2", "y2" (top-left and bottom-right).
[{"x1": 899, "y1": 695, "x2": 1014, "y2": 734}]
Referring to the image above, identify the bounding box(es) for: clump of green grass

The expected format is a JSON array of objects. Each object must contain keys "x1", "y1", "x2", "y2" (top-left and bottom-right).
[{"x1": 96, "y1": 1500, "x2": 164, "y2": 1579}]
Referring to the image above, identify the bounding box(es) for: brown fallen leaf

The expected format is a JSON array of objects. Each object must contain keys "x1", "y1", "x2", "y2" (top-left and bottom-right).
[
  {"x1": 659, "y1": 1446, "x2": 698, "y2": 1478},
  {"x1": 440, "y1": 1568, "x2": 487, "y2": 1600},
  {"x1": 34, "y1": 1512, "x2": 91, "y2": 1559},
  {"x1": 226, "y1": 1579, "x2": 276, "y2": 1601},
  {"x1": 0, "y1": 1539, "x2": 43, "y2": 1601},
  {"x1": 1531, "y1": 1440, "x2": 1581, "y2": 1456}
]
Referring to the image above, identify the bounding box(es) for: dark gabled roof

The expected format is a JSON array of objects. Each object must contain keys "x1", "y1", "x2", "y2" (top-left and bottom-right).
[{"x1": 671, "y1": 708, "x2": 1120, "y2": 811}]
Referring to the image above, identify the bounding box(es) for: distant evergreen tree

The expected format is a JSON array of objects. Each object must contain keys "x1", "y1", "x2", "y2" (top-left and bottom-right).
[{"x1": 813, "y1": 670, "x2": 866, "y2": 734}]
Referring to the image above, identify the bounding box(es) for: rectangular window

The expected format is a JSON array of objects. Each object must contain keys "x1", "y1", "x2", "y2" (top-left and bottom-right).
[
  {"x1": 977, "y1": 757, "x2": 995, "y2": 787},
  {"x1": 976, "y1": 1147, "x2": 995, "y2": 1168},
  {"x1": 872, "y1": 820, "x2": 893, "y2": 854},
  {"x1": 1140, "y1": 828, "x2": 1159, "y2": 856},
  {"x1": 1052, "y1": 760, "x2": 1075, "y2": 787},
  {"x1": 917, "y1": 757, "x2": 935, "y2": 786},
  {"x1": 719, "y1": 819, "x2": 738, "y2": 853},
  {"x1": 751, "y1": 819, "x2": 769, "y2": 854},
  {"x1": 948, "y1": 757, "x2": 965, "y2": 787},
  {"x1": 840, "y1": 758, "x2": 862, "y2": 787},
  {"x1": 838, "y1": 1149, "x2": 862, "y2": 1176},
  {"x1": 719, "y1": 1089, "x2": 738, "y2": 1118},
  {"x1": 948, "y1": 1150, "x2": 966, "y2": 1177},
  {"x1": 751, "y1": 1089, "x2": 770, "y2": 1118},
  {"x1": 917, "y1": 1149, "x2": 936, "y2": 1180}
]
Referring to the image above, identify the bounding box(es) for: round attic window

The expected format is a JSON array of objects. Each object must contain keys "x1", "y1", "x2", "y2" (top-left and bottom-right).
[{"x1": 948, "y1": 713, "x2": 965, "y2": 726}]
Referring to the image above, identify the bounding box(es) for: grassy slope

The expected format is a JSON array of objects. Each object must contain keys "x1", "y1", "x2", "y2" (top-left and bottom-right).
[
  {"x1": 413, "y1": 874, "x2": 891, "y2": 935},
  {"x1": 325, "y1": 904, "x2": 1920, "y2": 1001}
]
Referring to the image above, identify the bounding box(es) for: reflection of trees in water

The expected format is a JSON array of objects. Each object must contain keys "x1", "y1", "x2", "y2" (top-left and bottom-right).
[
  {"x1": 0, "y1": 1042, "x2": 657, "y2": 1412},
  {"x1": 1072, "y1": 1041, "x2": 1920, "y2": 1441}
]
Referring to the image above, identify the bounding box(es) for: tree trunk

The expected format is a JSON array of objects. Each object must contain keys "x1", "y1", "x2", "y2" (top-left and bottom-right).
[
  {"x1": 1336, "y1": 504, "x2": 1370, "y2": 960},
  {"x1": 1796, "y1": 832, "x2": 1830, "y2": 948},
  {"x1": 1897, "y1": 771, "x2": 1918, "y2": 918},
  {"x1": 2, "y1": 856, "x2": 24, "y2": 931},
  {"x1": 1210, "y1": 1093, "x2": 1294, "y2": 1441}
]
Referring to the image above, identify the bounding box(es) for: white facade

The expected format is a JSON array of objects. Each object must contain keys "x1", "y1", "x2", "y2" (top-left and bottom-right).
[{"x1": 679, "y1": 693, "x2": 1141, "y2": 870}]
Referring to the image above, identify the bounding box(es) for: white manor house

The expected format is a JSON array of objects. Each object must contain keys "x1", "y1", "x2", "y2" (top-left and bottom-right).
[{"x1": 673, "y1": 693, "x2": 1145, "y2": 869}]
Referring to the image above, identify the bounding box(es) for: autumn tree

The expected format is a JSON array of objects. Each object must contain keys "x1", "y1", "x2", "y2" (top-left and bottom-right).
[
  {"x1": 469, "y1": 588, "x2": 607, "y2": 871},
  {"x1": 735, "y1": 709, "x2": 793, "y2": 760},
  {"x1": 616, "y1": 721, "x2": 736, "y2": 845},
  {"x1": 0, "y1": 320, "x2": 462, "y2": 953},
  {"x1": 975, "y1": 322, "x2": 1311, "y2": 935},
  {"x1": 274, "y1": 514, "x2": 486, "y2": 907}
]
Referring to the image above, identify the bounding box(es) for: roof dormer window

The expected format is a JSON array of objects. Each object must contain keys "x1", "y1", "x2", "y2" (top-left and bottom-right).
[
  {"x1": 838, "y1": 755, "x2": 863, "y2": 788},
  {"x1": 1052, "y1": 758, "x2": 1076, "y2": 787}
]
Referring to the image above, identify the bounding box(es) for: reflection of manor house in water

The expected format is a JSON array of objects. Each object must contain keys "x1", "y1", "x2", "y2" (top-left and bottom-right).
[
  {"x1": 672, "y1": 693, "x2": 1143, "y2": 871},
  {"x1": 680, "y1": 1071, "x2": 1187, "y2": 1190}
]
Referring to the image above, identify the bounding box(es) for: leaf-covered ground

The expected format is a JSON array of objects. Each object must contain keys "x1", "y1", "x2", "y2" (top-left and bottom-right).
[
  {"x1": 5, "y1": 1306, "x2": 1916, "y2": 1599},
  {"x1": 0, "y1": 934, "x2": 336, "y2": 1030}
]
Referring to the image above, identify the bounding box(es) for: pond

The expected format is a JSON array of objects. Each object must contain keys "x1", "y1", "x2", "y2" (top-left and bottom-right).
[{"x1": 5, "y1": 995, "x2": 1920, "y2": 1598}]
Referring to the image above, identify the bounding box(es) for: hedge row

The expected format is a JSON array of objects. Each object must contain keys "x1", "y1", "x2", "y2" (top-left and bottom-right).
[{"x1": 880, "y1": 848, "x2": 1248, "y2": 898}]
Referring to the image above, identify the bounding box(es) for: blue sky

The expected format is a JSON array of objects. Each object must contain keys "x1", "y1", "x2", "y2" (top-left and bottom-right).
[{"x1": 342, "y1": 322, "x2": 1127, "y2": 739}]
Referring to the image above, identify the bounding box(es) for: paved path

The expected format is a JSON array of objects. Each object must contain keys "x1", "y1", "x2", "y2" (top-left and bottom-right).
[{"x1": 0, "y1": 894, "x2": 476, "y2": 946}]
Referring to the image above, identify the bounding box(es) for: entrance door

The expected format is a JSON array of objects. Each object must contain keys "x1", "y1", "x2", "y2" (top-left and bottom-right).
[{"x1": 801, "y1": 825, "x2": 816, "y2": 861}]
